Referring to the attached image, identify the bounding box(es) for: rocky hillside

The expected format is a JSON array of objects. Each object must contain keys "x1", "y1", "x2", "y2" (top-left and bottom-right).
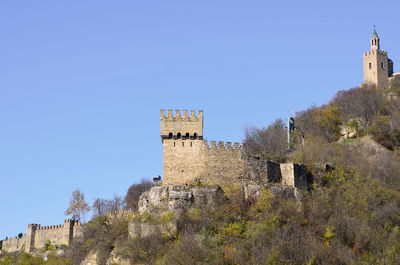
[{"x1": 2, "y1": 78, "x2": 400, "y2": 265}]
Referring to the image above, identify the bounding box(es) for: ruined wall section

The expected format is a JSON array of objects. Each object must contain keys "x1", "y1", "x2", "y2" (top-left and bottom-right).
[{"x1": 280, "y1": 163, "x2": 307, "y2": 189}]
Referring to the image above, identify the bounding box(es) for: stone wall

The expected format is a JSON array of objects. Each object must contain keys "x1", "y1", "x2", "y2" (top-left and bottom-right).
[
  {"x1": 162, "y1": 138, "x2": 304, "y2": 188},
  {"x1": 161, "y1": 109, "x2": 308, "y2": 189},
  {"x1": 280, "y1": 163, "x2": 308, "y2": 189},
  {"x1": 0, "y1": 236, "x2": 26, "y2": 253},
  {"x1": 32, "y1": 224, "x2": 68, "y2": 250},
  {"x1": 0, "y1": 219, "x2": 82, "y2": 253}
]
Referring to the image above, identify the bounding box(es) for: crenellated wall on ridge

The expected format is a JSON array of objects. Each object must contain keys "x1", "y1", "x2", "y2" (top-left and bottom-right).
[
  {"x1": 163, "y1": 139, "x2": 245, "y2": 187},
  {"x1": 0, "y1": 219, "x2": 82, "y2": 253},
  {"x1": 162, "y1": 139, "x2": 284, "y2": 187}
]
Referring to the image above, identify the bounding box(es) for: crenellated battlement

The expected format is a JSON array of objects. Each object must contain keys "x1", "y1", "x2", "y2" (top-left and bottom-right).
[
  {"x1": 207, "y1": 140, "x2": 242, "y2": 151},
  {"x1": 161, "y1": 109, "x2": 203, "y2": 120},
  {"x1": 164, "y1": 139, "x2": 242, "y2": 152},
  {"x1": 160, "y1": 109, "x2": 204, "y2": 142},
  {"x1": 1, "y1": 219, "x2": 82, "y2": 253},
  {"x1": 364, "y1": 50, "x2": 387, "y2": 57},
  {"x1": 161, "y1": 109, "x2": 308, "y2": 189}
]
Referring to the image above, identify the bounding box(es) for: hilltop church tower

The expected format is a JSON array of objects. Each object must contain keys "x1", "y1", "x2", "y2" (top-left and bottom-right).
[{"x1": 363, "y1": 28, "x2": 394, "y2": 89}]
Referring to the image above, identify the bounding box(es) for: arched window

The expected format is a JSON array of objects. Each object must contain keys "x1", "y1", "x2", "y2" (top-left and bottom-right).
[
  {"x1": 193, "y1": 133, "x2": 198, "y2": 139},
  {"x1": 369, "y1": 63, "x2": 372, "y2": 69},
  {"x1": 381, "y1": 62, "x2": 384, "y2": 69},
  {"x1": 168, "y1": 133, "x2": 173, "y2": 139},
  {"x1": 177, "y1": 133, "x2": 181, "y2": 139},
  {"x1": 185, "y1": 133, "x2": 190, "y2": 139}
]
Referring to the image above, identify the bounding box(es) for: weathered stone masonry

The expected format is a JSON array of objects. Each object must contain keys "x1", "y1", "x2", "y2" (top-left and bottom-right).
[{"x1": 161, "y1": 109, "x2": 307, "y2": 188}]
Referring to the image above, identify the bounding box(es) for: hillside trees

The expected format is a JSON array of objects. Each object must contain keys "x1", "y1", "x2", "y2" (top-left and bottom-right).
[
  {"x1": 333, "y1": 86, "x2": 383, "y2": 128},
  {"x1": 124, "y1": 179, "x2": 154, "y2": 210},
  {"x1": 243, "y1": 119, "x2": 287, "y2": 162},
  {"x1": 295, "y1": 104, "x2": 341, "y2": 143},
  {"x1": 92, "y1": 195, "x2": 125, "y2": 218}
]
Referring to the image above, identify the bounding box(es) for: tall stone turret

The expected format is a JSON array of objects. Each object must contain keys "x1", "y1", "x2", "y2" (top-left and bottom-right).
[
  {"x1": 363, "y1": 28, "x2": 393, "y2": 89},
  {"x1": 25, "y1": 223, "x2": 39, "y2": 252}
]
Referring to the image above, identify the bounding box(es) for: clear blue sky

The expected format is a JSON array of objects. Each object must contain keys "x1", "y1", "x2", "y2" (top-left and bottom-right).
[{"x1": 1, "y1": 0, "x2": 399, "y2": 239}]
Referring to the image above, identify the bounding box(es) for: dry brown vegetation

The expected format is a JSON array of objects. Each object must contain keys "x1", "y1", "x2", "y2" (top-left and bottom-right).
[{"x1": 2, "y1": 78, "x2": 400, "y2": 264}]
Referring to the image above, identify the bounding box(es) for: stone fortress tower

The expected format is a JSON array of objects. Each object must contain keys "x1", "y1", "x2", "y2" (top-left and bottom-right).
[
  {"x1": 363, "y1": 28, "x2": 396, "y2": 89},
  {"x1": 161, "y1": 109, "x2": 246, "y2": 187},
  {"x1": 160, "y1": 109, "x2": 308, "y2": 189}
]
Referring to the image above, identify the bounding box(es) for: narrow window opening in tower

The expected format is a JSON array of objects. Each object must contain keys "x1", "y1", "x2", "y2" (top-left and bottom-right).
[
  {"x1": 185, "y1": 133, "x2": 189, "y2": 139},
  {"x1": 182, "y1": 142, "x2": 184, "y2": 147},
  {"x1": 381, "y1": 62, "x2": 384, "y2": 70},
  {"x1": 369, "y1": 63, "x2": 372, "y2": 69},
  {"x1": 190, "y1": 142, "x2": 192, "y2": 147},
  {"x1": 194, "y1": 133, "x2": 198, "y2": 139},
  {"x1": 177, "y1": 133, "x2": 181, "y2": 139},
  {"x1": 174, "y1": 142, "x2": 175, "y2": 147},
  {"x1": 168, "y1": 133, "x2": 173, "y2": 139}
]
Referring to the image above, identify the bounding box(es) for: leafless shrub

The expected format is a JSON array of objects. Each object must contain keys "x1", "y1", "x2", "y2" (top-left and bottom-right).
[
  {"x1": 125, "y1": 179, "x2": 154, "y2": 210},
  {"x1": 333, "y1": 86, "x2": 383, "y2": 128},
  {"x1": 244, "y1": 119, "x2": 287, "y2": 162}
]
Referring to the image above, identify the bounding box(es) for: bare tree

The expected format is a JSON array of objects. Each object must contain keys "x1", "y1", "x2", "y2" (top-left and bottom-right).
[
  {"x1": 243, "y1": 119, "x2": 287, "y2": 162},
  {"x1": 65, "y1": 188, "x2": 90, "y2": 222},
  {"x1": 125, "y1": 179, "x2": 154, "y2": 210},
  {"x1": 109, "y1": 195, "x2": 125, "y2": 213},
  {"x1": 333, "y1": 86, "x2": 383, "y2": 128},
  {"x1": 92, "y1": 198, "x2": 109, "y2": 218}
]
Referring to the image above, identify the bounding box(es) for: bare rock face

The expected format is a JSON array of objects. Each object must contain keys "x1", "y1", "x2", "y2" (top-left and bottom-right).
[
  {"x1": 129, "y1": 220, "x2": 178, "y2": 238},
  {"x1": 137, "y1": 186, "x2": 169, "y2": 214},
  {"x1": 269, "y1": 185, "x2": 299, "y2": 200},
  {"x1": 131, "y1": 185, "x2": 224, "y2": 239},
  {"x1": 106, "y1": 249, "x2": 131, "y2": 265},
  {"x1": 138, "y1": 185, "x2": 224, "y2": 215},
  {"x1": 242, "y1": 184, "x2": 264, "y2": 200},
  {"x1": 242, "y1": 183, "x2": 300, "y2": 201},
  {"x1": 80, "y1": 251, "x2": 98, "y2": 265}
]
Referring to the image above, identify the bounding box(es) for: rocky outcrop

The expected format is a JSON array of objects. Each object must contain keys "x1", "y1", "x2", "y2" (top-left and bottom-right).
[
  {"x1": 130, "y1": 185, "x2": 225, "y2": 239},
  {"x1": 138, "y1": 185, "x2": 225, "y2": 215},
  {"x1": 129, "y1": 220, "x2": 178, "y2": 238}
]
